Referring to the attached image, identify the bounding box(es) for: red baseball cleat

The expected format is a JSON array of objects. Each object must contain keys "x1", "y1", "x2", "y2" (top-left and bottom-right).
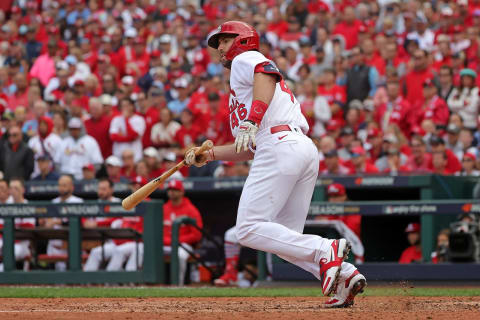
[
  {"x1": 325, "y1": 270, "x2": 367, "y2": 308},
  {"x1": 214, "y1": 270, "x2": 238, "y2": 286},
  {"x1": 319, "y1": 239, "x2": 351, "y2": 296}
]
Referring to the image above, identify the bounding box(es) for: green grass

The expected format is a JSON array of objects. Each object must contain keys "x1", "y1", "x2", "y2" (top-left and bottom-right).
[{"x1": 0, "y1": 286, "x2": 479, "y2": 298}]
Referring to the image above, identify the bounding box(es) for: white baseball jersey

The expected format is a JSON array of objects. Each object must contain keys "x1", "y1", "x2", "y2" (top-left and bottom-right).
[
  {"x1": 28, "y1": 132, "x2": 62, "y2": 177},
  {"x1": 228, "y1": 51, "x2": 308, "y2": 137},
  {"x1": 55, "y1": 135, "x2": 104, "y2": 179},
  {"x1": 109, "y1": 115, "x2": 146, "y2": 162}
]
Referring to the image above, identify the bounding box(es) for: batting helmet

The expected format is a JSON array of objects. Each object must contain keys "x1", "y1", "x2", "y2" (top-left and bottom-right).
[{"x1": 207, "y1": 21, "x2": 259, "y2": 61}]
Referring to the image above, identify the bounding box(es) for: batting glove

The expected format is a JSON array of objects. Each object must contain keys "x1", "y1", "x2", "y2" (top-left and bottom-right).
[
  {"x1": 184, "y1": 147, "x2": 208, "y2": 167},
  {"x1": 235, "y1": 120, "x2": 258, "y2": 153}
]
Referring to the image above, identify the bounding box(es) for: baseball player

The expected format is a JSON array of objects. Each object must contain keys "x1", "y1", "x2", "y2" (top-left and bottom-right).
[{"x1": 185, "y1": 21, "x2": 366, "y2": 305}]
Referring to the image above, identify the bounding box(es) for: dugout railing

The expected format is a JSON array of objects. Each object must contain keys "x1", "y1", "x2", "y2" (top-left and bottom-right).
[
  {"x1": 0, "y1": 201, "x2": 164, "y2": 284},
  {"x1": 260, "y1": 199, "x2": 480, "y2": 282}
]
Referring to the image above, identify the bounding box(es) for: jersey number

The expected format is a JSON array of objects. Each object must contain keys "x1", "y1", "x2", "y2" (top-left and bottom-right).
[
  {"x1": 230, "y1": 103, "x2": 247, "y2": 129},
  {"x1": 280, "y1": 80, "x2": 294, "y2": 103}
]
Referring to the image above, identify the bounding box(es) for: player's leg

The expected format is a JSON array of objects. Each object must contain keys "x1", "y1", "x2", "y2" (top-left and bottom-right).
[
  {"x1": 106, "y1": 242, "x2": 132, "y2": 271},
  {"x1": 125, "y1": 242, "x2": 143, "y2": 271},
  {"x1": 177, "y1": 244, "x2": 192, "y2": 285},
  {"x1": 14, "y1": 241, "x2": 30, "y2": 260},
  {"x1": 84, "y1": 242, "x2": 117, "y2": 271},
  {"x1": 215, "y1": 226, "x2": 240, "y2": 286}
]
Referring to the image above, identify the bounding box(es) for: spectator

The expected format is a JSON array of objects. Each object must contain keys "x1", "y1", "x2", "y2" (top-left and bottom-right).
[
  {"x1": 399, "y1": 223, "x2": 422, "y2": 264},
  {"x1": 109, "y1": 98, "x2": 146, "y2": 162},
  {"x1": 404, "y1": 49, "x2": 434, "y2": 107},
  {"x1": 22, "y1": 100, "x2": 48, "y2": 137},
  {"x1": 0, "y1": 178, "x2": 34, "y2": 272},
  {"x1": 0, "y1": 125, "x2": 34, "y2": 181},
  {"x1": 383, "y1": 148, "x2": 411, "y2": 175},
  {"x1": 366, "y1": 127, "x2": 383, "y2": 162},
  {"x1": 120, "y1": 149, "x2": 136, "y2": 180},
  {"x1": 437, "y1": 65, "x2": 455, "y2": 101},
  {"x1": 457, "y1": 153, "x2": 480, "y2": 176},
  {"x1": 0, "y1": 179, "x2": 13, "y2": 204},
  {"x1": 406, "y1": 135, "x2": 432, "y2": 173},
  {"x1": 332, "y1": 6, "x2": 362, "y2": 50},
  {"x1": 46, "y1": 175, "x2": 83, "y2": 271},
  {"x1": 29, "y1": 39, "x2": 57, "y2": 87},
  {"x1": 7, "y1": 73, "x2": 29, "y2": 110},
  {"x1": 143, "y1": 147, "x2": 161, "y2": 179},
  {"x1": 82, "y1": 164, "x2": 96, "y2": 181},
  {"x1": 151, "y1": 108, "x2": 181, "y2": 148},
  {"x1": 412, "y1": 78, "x2": 449, "y2": 131},
  {"x1": 105, "y1": 155, "x2": 126, "y2": 183},
  {"x1": 28, "y1": 116, "x2": 62, "y2": 178},
  {"x1": 317, "y1": 68, "x2": 346, "y2": 122},
  {"x1": 445, "y1": 124, "x2": 463, "y2": 158},
  {"x1": 52, "y1": 110, "x2": 68, "y2": 138},
  {"x1": 161, "y1": 180, "x2": 203, "y2": 284},
  {"x1": 31, "y1": 155, "x2": 59, "y2": 181},
  {"x1": 447, "y1": 68, "x2": 479, "y2": 130},
  {"x1": 431, "y1": 229, "x2": 450, "y2": 264},
  {"x1": 343, "y1": 46, "x2": 378, "y2": 103},
  {"x1": 168, "y1": 78, "x2": 191, "y2": 116},
  {"x1": 55, "y1": 117, "x2": 103, "y2": 180},
  {"x1": 135, "y1": 91, "x2": 159, "y2": 149},
  {"x1": 429, "y1": 135, "x2": 462, "y2": 174},
  {"x1": 84, "y1": 97, "x2": 113, "y2": 159},
  {"x1": 432, "y1": 151, "x2": 450, "y2": 175},
  {"x1": 350, "y1": 146, "x2": 379, "y2": 174},
  {"x1": 320, "y1": 150, "x2": 354, "y2": 176},
  {"x1": 160, "y1": 152, "x2": 184, "y2": 181},
  {"x1": 174, "y1": 109, "x2": 201, "y2": 154}
]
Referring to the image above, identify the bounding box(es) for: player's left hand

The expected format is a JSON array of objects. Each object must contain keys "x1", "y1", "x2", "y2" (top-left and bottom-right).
[{"x1": 235, "y1": 120, "x2": 258, "y2": 153}]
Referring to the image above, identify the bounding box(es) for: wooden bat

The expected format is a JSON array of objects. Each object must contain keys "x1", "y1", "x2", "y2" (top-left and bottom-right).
[{"x1": 121, "y1": 140, "x2": 214, "y2": 210}]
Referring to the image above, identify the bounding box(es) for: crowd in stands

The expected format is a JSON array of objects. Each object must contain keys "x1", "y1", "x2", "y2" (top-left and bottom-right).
[{"x1": 2, "y1": 0, "x2": 480, "y2": 183}]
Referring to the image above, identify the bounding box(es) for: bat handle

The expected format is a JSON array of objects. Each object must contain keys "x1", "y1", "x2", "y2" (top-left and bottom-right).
[{"x1": 195, "y1": 140, "x2": 214, "y2": 156}]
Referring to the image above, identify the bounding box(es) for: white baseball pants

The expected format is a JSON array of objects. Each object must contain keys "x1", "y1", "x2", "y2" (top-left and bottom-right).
[
  {"x1": 0, "y1": 239, "x2": 30, "y2": 272},
  {"x1": 83, "y1": 241, "x2": 117, "y2": 271},
  {"x1": 106, "y1": 242, "x2": 142, "y2": 271},
  {"x1": 235, "y1": 127, "x2": 355, "y2": 280}
]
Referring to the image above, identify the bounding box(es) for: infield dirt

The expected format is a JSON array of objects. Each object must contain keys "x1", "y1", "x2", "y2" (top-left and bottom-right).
[{"x1": 0, "y1": 296, "x2": 479, "y2": 320}]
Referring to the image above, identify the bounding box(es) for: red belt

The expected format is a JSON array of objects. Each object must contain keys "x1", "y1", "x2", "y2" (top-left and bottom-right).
[{"x1": 270, "y1": 125, "x2": 291, "y2": 134}]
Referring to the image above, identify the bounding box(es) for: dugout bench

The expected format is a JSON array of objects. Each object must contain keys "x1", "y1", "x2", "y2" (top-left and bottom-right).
[{"x1": 0, "y1": 201, "x2": 165, "y2": 284}]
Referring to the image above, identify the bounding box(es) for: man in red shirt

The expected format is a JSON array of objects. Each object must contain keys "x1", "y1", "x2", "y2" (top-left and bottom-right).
[
  {"x1": 317, "y1": 68, "x2": 346, "y2": 122},
  {"x1": 428, "y1": 135, "x2": 462, "y2": 174},
  {"x1": 174, "y1": 109, "x2": 202, "y2": 151},
  {"x1": 332, "y1": 6, "x2": 363, "y2": 49},
  {"x1": 320, "y1": 150, "x2": 354, "y2": 176},
  {"x1": 163, "y1": 180, "x2": 203, "y2": 285},
  {"x1": 404, "y1": 49, "x2": 434, "y2": 106},
  {"x1": 84, "y1": 98, "x2": 113, "y2": 159},
  {"x1": 399, "y1": 223, "x2": 422, "y2": 264},
  {"x1": 135, "y1": 91, "x2": 159, "y2": 149},
  {"x1": 406, "y1": 135, "x2": 432, "y2": 173},
  {"x1": 351, "y1": 146, "x2": 379, "y2": 174},
  {"x1": 411, "y1": 78, "x2": 449, "y2": 130}
]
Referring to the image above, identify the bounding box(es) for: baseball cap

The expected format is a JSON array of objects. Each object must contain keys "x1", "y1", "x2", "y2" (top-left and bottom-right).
[
  {"x1": 326, "y1": 119, "x2": 342, "y2": 131},
  {"x1": 143, "y1": 147, "x2": 159, "y2": 159},
  {"x1": 68, "y1": 117, "x2": 83, "y2": 129},
  {"x1": 65, "y1": 55, "x2": 78, "y2": 65},
  {"x1": 130, "y1": 175, "x2": 148, "y2": 186},
  {"x1": 122, "y1": 76, "x2": 135, "y2": 85},
  {"x1": 100, "y1": 94, "x2": 113, "y2": 106},
  {"x1": 463, "y1": 152, "x2": 476, "y2": 161},
  {"x1": 174, "y1": 77, "x2": 188, "y2": 88},
  {"x1": 405, "y1": 222, "x2": 420, "y2": 233},
  {"x1": 349, "y1": 99, "x2": 363, "y2": 110},
  {"x1": 367, "y1": 127, "x2": 381, "y2": 139},
  {"x1": 167, "y1": 179, "x2": 184, "y2": 192},
  {"x1": 82, "y1": 163, "x2": 95, "y2": 171},
  {"x1": 222, "y1": 161, "x2": 235, "y2": 167},
  {"x1": 125, "y1": 28, "x2": 138, "y2": 38},
  {"x1": 327, "y1": 183, "x2": 346, "y2": 197},
  {"x1": 164, "y1": 152, "x2": 177, "y2": 162},
  {"x1": 324, "y1": 149, "x2": 338, "y2": 158},
  {"x1": 429, "y1": 135, "x2": 445, "y2": 145},
  {"x1": 422, "y1": 78, "x2": 434, "y2": 87},
  {"x1": 351, "y1": 146, "x2": 366, "y2": 157},
  {"x1": 105, "y1": 155, "x2": 122, "y2": 167},
  {"x1": 460, "y1": 68, "x2": 477, "y2": 79},
  {"x1": 447, "y1": 123, "x2": 460, "y2": 134},
  {"x1": 383, "y1": 134, "x2": 398, "y2": 144},
  {"x1": 37, "y1": 154, "x2": 52, "y2": 161},
  {"x1": 159, "y1": 34, "x2": 172, "y2": 44}
]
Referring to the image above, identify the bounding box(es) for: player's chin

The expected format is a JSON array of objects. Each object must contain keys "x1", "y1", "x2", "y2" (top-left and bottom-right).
[{"x1": 220, "y1": 58, "x2": 232, "y2": 69}]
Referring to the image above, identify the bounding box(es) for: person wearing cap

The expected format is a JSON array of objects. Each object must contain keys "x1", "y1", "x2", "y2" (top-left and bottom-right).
[
  {"x1": 399, "y1": 223, "x2": 422, "y2": 264},
  {"x1": 143, "y1": 147, "x2": 161, "y2": 178},
  {"x1": 162, "y1": 180, "x2": 203, "y2": 284},
  {"x1": 82, "y1": 163, "x2": 96, "y2": 180},
  {"x1": 120, "y1": 149, "x2": 137, "y2": 180},
  {"x1": 160, "y1": 151, "x2": 184, "y2": 182},
  {"x1": 55, "y1": 117, "x2": 104, "y2": 180},
  {"x1": 320, "y1": 149, "x2": 354, "y2": 175},
  {"x1": 406, "y1": 135, "x2": 432, "y2": 173},
  {"x1": 32, "y1": 154, "x2": 60, "y2": 181},
  {"x1": 84, "y1": 97, "x2": 113, "y2": 159},
  {"x1": 317, "y1": 68, "x2": 346, "y2": 122},
  {"x1": 167, "y1": 77, "x2": 191, "y2": 117},
  {"x1": 337, "y1": 126, "x2": 355, "y2": 160},
  {"x1": 374, "y1": 77, "x2": 412, "y2": 138},
  {"x1": 457, "y1": 152, "x2": 480, "y2": 176},
  {"x1": 105, "y1": 155, "x2": 127, "y2": 183},
  {"x1": 350, "y1": 146, "x2": 379, "y2": 174},
  {"x1": 151, "y1": 108, "x2": 181, "y2": 148},
  {"x1": 0, "y1": 124, "x2": 34, "y2": 181},
  {"x1": 28, "y1": 116, "x2": 62, "y2": 178},
  {"x1": 109, "y1": 98, "x2": 146, "y2": 162},
  {"x1": 404, "y1": 49, "x2": 434, "y2": 107},
  {"x1": 412, "y1": 77, "x2": 449, "y2": 130},
  {"x1": 428, "y1": 135, "x2": 461, "y2": 174},
  {"x1": 173, "y1": 109, "x2": 202, "y2": 155},
  {"x1": 383, "y1": 147, "x2": 411, "y2": 174},
  {"x1": 366, "y1": 127, "x2": 383, "y2": 162},
  {"x1": 445, "y1": 123, "x2": 463, "y2": 157},
  {"x1": 447, "y1": 68, "x2": 479, "y2": 130}
]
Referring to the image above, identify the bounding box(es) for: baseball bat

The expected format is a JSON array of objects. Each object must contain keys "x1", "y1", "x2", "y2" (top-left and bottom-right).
[{"x1": 121, "y1": 140, "x2": 214, "y2": 210}]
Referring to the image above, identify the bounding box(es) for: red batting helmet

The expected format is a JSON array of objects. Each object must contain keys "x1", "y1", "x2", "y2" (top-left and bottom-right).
[{"x1": 207, "y1": 21, "x2": 259, "y2": 61}]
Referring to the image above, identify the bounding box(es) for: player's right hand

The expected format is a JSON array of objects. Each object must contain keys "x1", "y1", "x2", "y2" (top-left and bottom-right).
[{"x1": 184, "y1": 147, "x2": 208, "y2": 167}]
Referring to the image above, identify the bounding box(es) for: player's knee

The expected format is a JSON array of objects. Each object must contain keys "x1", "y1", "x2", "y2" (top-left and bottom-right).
[
  {"x1": 235, "y1": 224, "x2": 254, "y2": 247},
  {"x1": 224, "y1": 227, "x2": 237, "y2": 243}
]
